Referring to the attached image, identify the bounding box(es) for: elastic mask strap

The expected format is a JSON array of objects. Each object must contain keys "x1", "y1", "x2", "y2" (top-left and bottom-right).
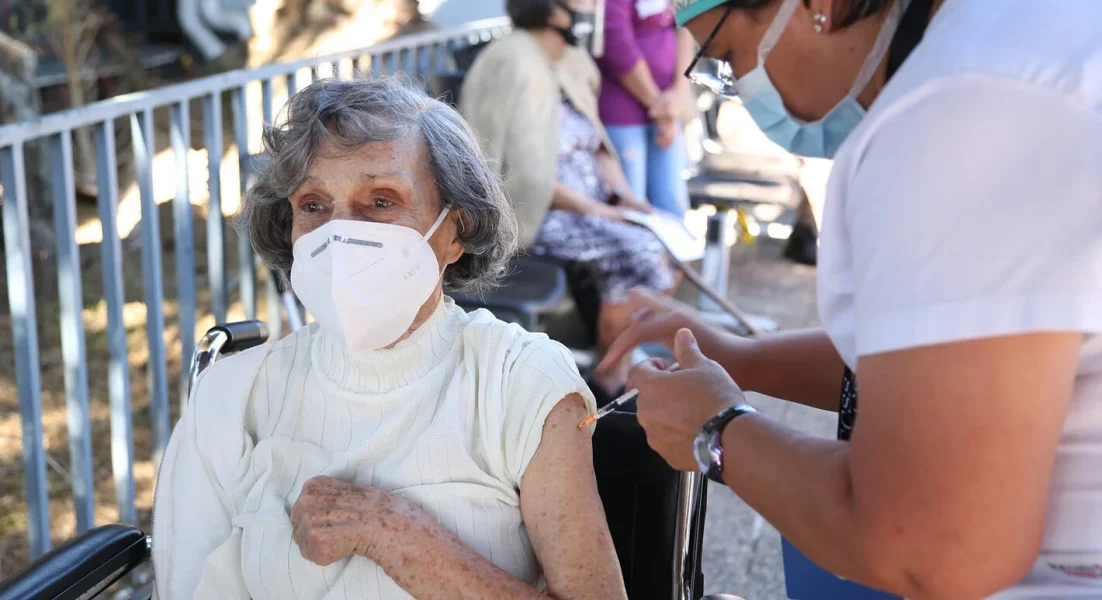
[
  {"x1": 845, "y1": 0, "x2": 909, "y2": 99},
  {"x1": 757, "y1": 0, "x2": 800, "y2": 63},
  {"x1": 423, "y1": 206, "x2": 451, "y2": 241}
]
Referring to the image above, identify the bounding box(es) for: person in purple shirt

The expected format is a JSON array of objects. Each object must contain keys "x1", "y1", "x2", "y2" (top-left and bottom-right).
[{"x1": 595, "y1": 0, "x2": 695, "y2": 217}]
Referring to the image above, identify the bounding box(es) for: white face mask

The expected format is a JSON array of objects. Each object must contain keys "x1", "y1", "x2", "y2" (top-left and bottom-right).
[{"x1": 290, "y1": 207, "x2": 451, "y2": 352}]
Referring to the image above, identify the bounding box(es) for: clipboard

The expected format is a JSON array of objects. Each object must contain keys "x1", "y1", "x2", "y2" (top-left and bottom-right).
[{"x1": 622, "y1": 210, "x2": 706, "y2": 263}]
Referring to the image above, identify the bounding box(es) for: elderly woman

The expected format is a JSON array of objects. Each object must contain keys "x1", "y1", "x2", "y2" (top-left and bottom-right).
[
  {"x1": 460, "y1": 0, "x2": 679, "y2": 401},
  {"x1": 152, "y1": 77, "x2": 626, "y2": 600}
]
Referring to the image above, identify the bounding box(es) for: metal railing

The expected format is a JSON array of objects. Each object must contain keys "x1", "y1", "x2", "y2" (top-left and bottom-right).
[{"x1": 0, "y1": 17, "x2": 511, "y2": 568}]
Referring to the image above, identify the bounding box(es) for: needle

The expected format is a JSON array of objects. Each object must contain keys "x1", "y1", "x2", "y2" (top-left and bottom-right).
[{"x1": 578, "y1": 362, "x2": 679, "y2": 428}]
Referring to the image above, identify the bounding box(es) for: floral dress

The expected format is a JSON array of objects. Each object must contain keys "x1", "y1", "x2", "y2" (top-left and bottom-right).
[{"x1": 528, "y1": 98, "x2": 675, "y2": 303}]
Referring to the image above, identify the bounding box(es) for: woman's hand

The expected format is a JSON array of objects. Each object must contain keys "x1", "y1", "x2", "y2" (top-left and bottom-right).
[
  {"x1": 632, "y1": 329, "x2": 747, "y2": 471},
  {"x1": 654, "y1": 119, "x2": 677, "y2": 149},
  {"x1": 648, "y1": 89, "x2": 683, "y2": 124},
  {"x1": 291, "y1": 475, "x2": 427, "y2": 566},
  {"x1": 615, "y1": 191, "x2": 657, "y2": 215},
  {"x1": 591, "y1": 201, "x2": 627, "y2": 222}
]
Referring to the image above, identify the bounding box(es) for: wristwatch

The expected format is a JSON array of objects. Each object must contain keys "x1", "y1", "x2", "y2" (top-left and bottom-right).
[{"x1": 693, "y1": 404, "x2": 758, "y2": 483}]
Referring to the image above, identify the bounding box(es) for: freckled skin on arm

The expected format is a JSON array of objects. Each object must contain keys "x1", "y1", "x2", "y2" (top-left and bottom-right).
[
  {"x1": 521, "y1": 394, "x2": 627, "y2": 600},
  {"x1": 362, "y1": 394, "x2": 626, "y2": 599}
]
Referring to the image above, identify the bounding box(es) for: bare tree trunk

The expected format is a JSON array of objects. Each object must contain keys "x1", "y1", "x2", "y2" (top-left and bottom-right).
[
  {"x1": 0, "y1": 33, "x2": 40, "y2": 125},
  {"x1": 51, "y1": 0, "x2": 102, "y2": 190},
  {"x1": 0, "y1": 32, "x2": 57, "y2": 298}
]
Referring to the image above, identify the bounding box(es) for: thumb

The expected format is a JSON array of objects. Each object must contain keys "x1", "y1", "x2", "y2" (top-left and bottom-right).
[{"x1": 673, "y1": 328, "x2": 705, "y2": 367}]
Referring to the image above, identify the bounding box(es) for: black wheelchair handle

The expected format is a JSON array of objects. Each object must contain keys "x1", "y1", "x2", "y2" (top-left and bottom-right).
[
  {"x1": 213, "y1": 320, "x2": 270, "y2": 354},
  {"x1": 0, "y1": 524, "x2": 149, "y2": 600}
]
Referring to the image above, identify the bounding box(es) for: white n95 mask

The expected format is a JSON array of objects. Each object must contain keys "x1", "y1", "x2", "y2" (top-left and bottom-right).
[{"x1": 289, "y1": 207, "x2": 450, "y2": 352}]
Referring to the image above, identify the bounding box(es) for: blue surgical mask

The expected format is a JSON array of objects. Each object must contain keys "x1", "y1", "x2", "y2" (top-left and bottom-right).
[{"x1": 734, "y1": 0, "x2": 907, "y2": 158}]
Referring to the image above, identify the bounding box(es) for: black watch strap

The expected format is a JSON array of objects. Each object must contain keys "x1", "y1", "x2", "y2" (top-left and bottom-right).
[{"x1": 697, "y1": 404, "x2": 758, "y2": 483}]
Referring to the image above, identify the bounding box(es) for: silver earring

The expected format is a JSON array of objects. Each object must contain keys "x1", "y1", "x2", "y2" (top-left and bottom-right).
[{"x1": 813, "y1": 12, "x2": 827, "y2": 33}]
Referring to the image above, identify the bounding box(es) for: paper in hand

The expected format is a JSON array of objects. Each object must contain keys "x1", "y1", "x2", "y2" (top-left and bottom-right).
[{"x1": 622, "y1": 210, "x2": 705, "y2": 262}]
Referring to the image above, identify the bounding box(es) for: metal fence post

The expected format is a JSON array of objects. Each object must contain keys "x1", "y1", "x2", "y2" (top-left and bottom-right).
[
  {"x1": 131, "y1": 109, "x2": 171, "y2": 464},
  {"x1": 202, "y1": 92, "x2": 228, "y2": 324},
  {"x1": 260, "y1": 79, "x2": 284, "y2": 340},
  {"x1": 171, "y1": 101, "x2": 198, "y2": 411},
  {"x1": 94, "y1": 121, "x2": 137, "y2": 526},
  {"x1": 48, "y1": 130, "x2": 96, "y2": 533},
  {"x1": 232, "y1": 85, "x2": 257, "y2": 320},
  {"x1": 1, "y1": 143, "x2": 51, "y2": 558}
]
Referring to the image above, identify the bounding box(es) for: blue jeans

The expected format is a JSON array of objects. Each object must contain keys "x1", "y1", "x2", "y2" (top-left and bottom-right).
[{"x1": 605, "y1": 124, "x2": 688, "y2": 218}]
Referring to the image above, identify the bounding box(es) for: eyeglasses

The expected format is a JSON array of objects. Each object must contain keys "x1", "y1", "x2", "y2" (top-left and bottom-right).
[{"x1": 683, "y1": 3, "x2": 739, "y2": 98}]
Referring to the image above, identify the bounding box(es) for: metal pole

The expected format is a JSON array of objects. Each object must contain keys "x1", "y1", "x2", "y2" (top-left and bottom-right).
[
  {"x1": 49, "y1": 130, "x2": 96, "y2": 532},
  {"x1": 202, "y1": 92, "x2": 228, "y2": 323},
  {"x1": 1, "y1": 143, "x2": 51, "y2": 557},
  {"x1": 131, "y1": 109, "x2": 172, "y2": 464},
  {"x1": 232, "y1": 85, "x2": 257, "y2": 320},
  {"x1": 672, "y1": 471, "x2": 705, "y2": 599},
  {"x1": 171, "y1": 101, "x2": 198, "y2": 414},
  {"x1": 94, "y1": 121, "x2": 137, "y2": 526}
]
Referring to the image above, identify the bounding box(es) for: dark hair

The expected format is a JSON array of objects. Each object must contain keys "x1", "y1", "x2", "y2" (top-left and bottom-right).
[
  {"x1": 506, "y1": 0, "x2": 557, "y2": 29},
  {"x1": 727, "y1": 0, "x2": 891, "y2": 29},
  {"x1": 238, "y1": 76, "x2": 519, "y2": 295}
]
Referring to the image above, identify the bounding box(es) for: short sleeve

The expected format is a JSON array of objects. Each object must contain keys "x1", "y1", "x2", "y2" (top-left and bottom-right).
[
  {"x1": 844, "y1": 77, "x2": 1102, "y2": 357},
  {"x1": 501, "y1": 337, "x2": 597, "y2": 487},
  {"x1": 595, "y1": 0, "x2": 644, "y2": 79}
]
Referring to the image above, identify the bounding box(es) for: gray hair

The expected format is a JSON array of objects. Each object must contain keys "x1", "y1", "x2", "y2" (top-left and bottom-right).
[{"x1": 237, "y1": 76, "x2": 519, "y2": 296}]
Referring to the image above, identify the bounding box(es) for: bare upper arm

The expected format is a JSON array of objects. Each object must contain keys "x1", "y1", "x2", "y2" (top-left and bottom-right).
[
  {"x1": 520, "y1": 394, "x2": 627, "y2": 600},
  {"x1": 851, "y1": 332, "x2": 1082, "y2": 598}
]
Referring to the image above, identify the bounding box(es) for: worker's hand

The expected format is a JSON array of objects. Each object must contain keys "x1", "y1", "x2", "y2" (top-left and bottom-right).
[
  {"x1": 291, "y1": 476, "x2": 432, "y2": 566},
  {"x1": 633, "y1": 329, "x2": 747, "y2": 471},
  {"x1": 597, "y1": 288, "x2": 733, "y2": 374}
]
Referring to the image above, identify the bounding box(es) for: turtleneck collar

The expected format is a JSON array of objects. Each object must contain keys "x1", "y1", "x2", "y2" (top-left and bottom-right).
[{"x1": 311, "y1": 297, "x2": 464, "y2": 394}]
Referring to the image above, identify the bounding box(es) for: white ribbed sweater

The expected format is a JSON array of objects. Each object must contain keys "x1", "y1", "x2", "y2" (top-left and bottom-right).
[{"x1": 152, "y1": 299, "x2": 595, "y2": 599}]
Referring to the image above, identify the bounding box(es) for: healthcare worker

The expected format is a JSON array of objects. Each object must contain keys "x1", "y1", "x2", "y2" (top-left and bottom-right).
[{"x1": 598, "y1": 0, "x2": 1102, "y2": 598}]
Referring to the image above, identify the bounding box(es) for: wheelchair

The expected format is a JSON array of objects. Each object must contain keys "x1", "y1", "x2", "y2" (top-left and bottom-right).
[{"x1": 0, "y1": 313, "x2": 751, "y2": 600}]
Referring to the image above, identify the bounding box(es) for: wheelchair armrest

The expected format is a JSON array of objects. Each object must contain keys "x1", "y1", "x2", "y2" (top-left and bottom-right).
[{"x1": 0, "y1": 524, "x2": 149, "y2": 600}]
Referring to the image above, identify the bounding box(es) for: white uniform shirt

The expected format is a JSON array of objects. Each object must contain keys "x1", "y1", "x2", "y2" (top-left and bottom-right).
[
  {"x1": 819, "y1": 0, "x2": 1102, "y2": 596},
  {"x1": 152, "y1": 299, "x2": 595, "y2": 599}
]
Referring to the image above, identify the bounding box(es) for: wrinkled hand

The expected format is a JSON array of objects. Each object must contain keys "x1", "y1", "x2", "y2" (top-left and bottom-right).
[
  {"x1": 291, "y1": 476, "x2": 425, "y2": 566},
  {"x1": 633, "y1": 329, "x2": 747, "y2": 471},
  {"x1": 654, "y1": 119, "x2": 677, "y2": 149},
  {"x1": 596, "y1": 288, "x2": 726, "y2": 373}
]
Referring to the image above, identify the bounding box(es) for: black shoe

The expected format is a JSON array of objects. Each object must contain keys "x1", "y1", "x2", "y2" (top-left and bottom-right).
[{"x1": 784, "y1": 223, "x2": 818, "y2": 266}]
